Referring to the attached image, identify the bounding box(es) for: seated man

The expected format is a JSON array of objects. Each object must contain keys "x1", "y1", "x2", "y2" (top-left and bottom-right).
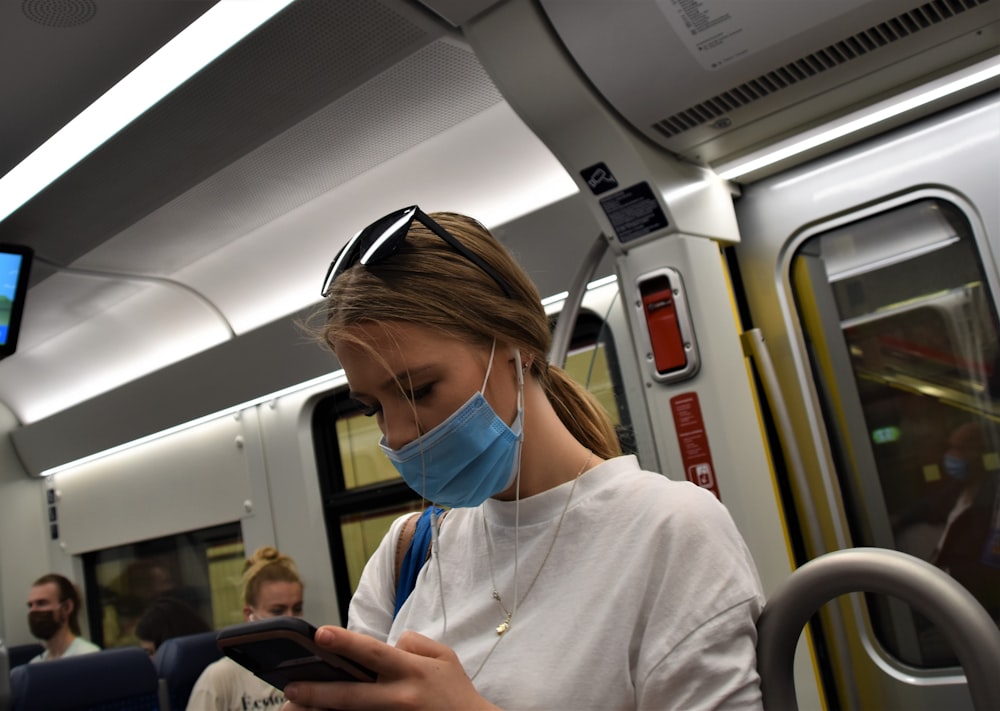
[{"x1": 27, "y1": 573, "x2": 101, "y2": 661}]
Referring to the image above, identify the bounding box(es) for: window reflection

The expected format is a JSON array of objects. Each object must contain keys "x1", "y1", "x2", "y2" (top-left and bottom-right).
[
  {"x1": 84, "y1": 522, "x2": 244, "y2": 648},
  {"x1": 795, "y1": 198, "x2": 1000, "y2": 667}
]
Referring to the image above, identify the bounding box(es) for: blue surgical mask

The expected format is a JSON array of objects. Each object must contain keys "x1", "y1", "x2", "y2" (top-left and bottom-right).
[
  {"x1": 943, "y1": 453, "x2": 970, "y2": 481},
  {"x1": 379, "y1": 344, "x2": 524, "y2": 508}
]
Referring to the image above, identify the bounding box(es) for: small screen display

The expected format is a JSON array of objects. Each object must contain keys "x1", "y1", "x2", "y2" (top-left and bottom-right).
[
  {"x1": 0, "y1": 244, "x2": 33, "y2": 359},
  {"x1": 0, "y1": 252, "x2": 25, "y2": 346}
]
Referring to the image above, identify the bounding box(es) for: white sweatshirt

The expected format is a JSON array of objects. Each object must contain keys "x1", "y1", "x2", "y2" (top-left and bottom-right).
[{"x1": 349, "y1": 455, "x2": 765, "y2": 711}]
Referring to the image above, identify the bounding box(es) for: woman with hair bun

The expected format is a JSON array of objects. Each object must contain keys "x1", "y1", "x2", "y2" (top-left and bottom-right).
[
  {"x1": 283, "y1": 207, "x2": 764, "y2": 710},
  {"x1": 188, "y1": 546, "x2": 303, "y2": 710}
]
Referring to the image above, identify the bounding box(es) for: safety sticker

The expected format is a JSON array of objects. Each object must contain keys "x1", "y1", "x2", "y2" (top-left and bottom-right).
[
  {"x1": 599, "y1": 182, "x2": 669, "y2": 244},
  {"x1": 670, "y1": 391, "x2": 721, "y2": 500},
  {"x1": 656, "y1": 0, "x2": 868, "y2": 71}
]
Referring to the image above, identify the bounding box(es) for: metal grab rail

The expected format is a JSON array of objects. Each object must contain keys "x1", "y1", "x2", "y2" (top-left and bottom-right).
[
  {"x1": 548, "y1": 232, "x2": 608, "y2": 369},
  {"x1": 757, "y1": 547, "x2": 1000, "y2": 710}
]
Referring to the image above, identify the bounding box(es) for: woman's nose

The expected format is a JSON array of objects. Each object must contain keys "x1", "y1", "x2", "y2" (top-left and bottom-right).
[{"x1": 382, "y1": 410, "x2": 421, "y2": 450}]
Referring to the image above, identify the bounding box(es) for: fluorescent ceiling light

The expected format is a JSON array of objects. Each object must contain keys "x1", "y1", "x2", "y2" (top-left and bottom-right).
[
  {"x1": 715, "y1": 56, "x2": 1000, "y2": 181},
  {"x1": 541, "y1": 275, "x2": 619, "y2": 307},
  {"x1": 41, "y1": 366, "x2": 347, "y2": 477},
  {"x1": 0, "y1": 0, "x2": 294, "y2": 222}
]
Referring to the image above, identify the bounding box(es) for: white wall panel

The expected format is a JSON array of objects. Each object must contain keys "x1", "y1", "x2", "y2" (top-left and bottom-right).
[
  {"x1": 52, "y1": 413, "x2": 253, "y2": 555},
  {"x1": 256, "y1": 377, "x2": 345, "y2": 627},
  {"x1": 0, "y1": 403, "x2": 49, "y2": 645}
]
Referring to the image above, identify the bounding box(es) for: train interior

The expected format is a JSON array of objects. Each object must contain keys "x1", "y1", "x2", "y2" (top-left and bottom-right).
[{"x1": 1, "y1": 0, "x2": 999, "y2": 709}]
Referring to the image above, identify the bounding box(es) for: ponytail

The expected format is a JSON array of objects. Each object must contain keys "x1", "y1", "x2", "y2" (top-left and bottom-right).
[{"x1": 542, "y1": 365, "x2": 621, "y2": 460}]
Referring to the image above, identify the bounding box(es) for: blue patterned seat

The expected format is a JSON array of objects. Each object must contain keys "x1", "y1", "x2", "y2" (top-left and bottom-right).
[
  {"x1": 9, "y1": 646, "x2": 159, "y2": 711},
  {"x1": 5, "y1": 644, "x2": 42, "y2": 669},
  {"x1": 153, "y1": 630, "x2": 222, "y2": 711}
]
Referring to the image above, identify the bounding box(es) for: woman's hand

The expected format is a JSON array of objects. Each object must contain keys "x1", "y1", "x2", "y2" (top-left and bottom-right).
[{"x1": 280, "y1": 625, "x2": 500, "y2": 711}]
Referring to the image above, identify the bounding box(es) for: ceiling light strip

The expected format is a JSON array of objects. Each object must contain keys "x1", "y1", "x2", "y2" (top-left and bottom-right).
[
  {"x1": 715, "y1": 55, "x2": 1000, "y2": 181},
  {"x1": 0, "y1": 0, "x2": 295, "y2": 222}
]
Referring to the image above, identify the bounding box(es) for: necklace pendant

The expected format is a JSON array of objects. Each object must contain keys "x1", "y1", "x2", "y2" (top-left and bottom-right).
[{"x1": 496, "y1": 612, "x2": 512, "y2": 636}]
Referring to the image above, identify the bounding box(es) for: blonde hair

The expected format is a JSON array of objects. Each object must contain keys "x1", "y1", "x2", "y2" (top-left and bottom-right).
[
  {"x1": 318, "y1": 211, "x2": 621, "y2": 459},
  {"x1": 241, "y1": 546, "x2": 301, "y2": 608}
]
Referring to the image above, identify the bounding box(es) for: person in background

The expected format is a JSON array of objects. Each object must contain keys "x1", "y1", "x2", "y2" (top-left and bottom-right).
[
  {"x1": 283, "y1": 207, "x2": 764, "y2": 710},
  {"x1": 27, "y1": 573, "x2": 100, "y2": 661},
  {"x1": 135, "y1": 596, "x2": 211, "y2": 656},
  {"x1": 107, "y1": 559, "x2": 178, "y2": 648},
  {"x1": 930, "y1": 422, "x2": 1000, "y2": 618},
  {"x1": 187, "y1": 546, "x2": 304, "y2": 710}
]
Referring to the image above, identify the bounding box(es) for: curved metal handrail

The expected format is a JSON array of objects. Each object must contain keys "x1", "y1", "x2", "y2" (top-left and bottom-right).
[
  {"x1": 757, "y1": 547, "x2": 1000, "y2": 710},
  {"x1": 548, "y1": 232, "x2": 609, "y2": 369}
]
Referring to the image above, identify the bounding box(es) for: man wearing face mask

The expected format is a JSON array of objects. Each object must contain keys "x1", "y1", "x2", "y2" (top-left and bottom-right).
[
  {"x1": 930, "y1": 424, "x2": 1000, "y2": 616},
  {"x1": 27, "y1": 573, "x2": 100, "y2": 662}
]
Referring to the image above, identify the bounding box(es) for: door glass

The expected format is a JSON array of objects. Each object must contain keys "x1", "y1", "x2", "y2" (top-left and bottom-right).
[
  {"x1": 83, "y1": 522, "x2": 244, "y2": 648},
  {"x1": 792, "y1": 198, "x2": 1000, "y2": 668}
]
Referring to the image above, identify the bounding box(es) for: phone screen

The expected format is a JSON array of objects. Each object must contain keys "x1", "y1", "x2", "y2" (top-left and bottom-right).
[{"x1": 217, "y1": 617, "x2": 377, "y2": 689}]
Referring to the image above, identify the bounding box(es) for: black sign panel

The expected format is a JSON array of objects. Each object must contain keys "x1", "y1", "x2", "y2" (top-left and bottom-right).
[
  {"x1": 580, "y1": 162, "x2": 619, "y2": 195},
  {"x1": 599, "y1": 182, "x2": 669, "y2": 243}
]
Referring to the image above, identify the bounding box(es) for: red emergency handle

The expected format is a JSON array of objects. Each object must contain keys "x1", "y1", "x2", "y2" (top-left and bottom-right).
[{"x1": 640, "y1": 276, "x2": 687, "y2": 374}]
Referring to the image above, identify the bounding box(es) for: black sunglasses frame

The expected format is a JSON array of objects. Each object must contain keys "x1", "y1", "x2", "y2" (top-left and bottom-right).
[{"x1": 320, "y1": 206, "x2": 514, "y2": 299}]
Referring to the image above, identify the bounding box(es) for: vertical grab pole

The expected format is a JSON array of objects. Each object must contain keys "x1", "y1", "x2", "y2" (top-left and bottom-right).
[{"x1": 548, "y1": 233, "x2": 609, "y2": 369}]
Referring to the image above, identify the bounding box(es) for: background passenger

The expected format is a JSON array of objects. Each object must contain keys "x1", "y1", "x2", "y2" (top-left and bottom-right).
[
  {"x1": 135, "y1": 596, "x2": 211, "y2": 656},
  {"x1": 27, "y1": 573, "x2": 100, "y2": 661},
  {"x1": 930, "y1": 422, "x2": 1000, "y2": 619},
  {"x1": 284, "y1": 208, "x2": 765, "y2": 710},
  {"x1": 105, "y1": 558, "x2": 178, "y2": 648},
  {"x1": 187, "y1": 546, "x2": 304, "y2": 710}
]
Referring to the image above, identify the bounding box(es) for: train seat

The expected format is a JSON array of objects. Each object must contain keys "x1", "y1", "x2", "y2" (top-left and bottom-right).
[
  {"x1": 154, "y1": 629, "x2": 223, "y2": 711},
  {"x1": 5, "y1": 644, "x2": 42, "y2": 669},
  {"x1": 8, "y1": 645, "x2": 159, "y2": 711},
  {"x1": 1, "y1": 643, "x2": 10, "y2": 711},
  {"x1": 757, "y1": 547, "x2": 1000, "y2": 710}
]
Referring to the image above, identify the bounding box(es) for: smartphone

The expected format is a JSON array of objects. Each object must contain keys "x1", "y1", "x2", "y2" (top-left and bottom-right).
[{"x1": 216, "y1": 616, "x2": 377, "y2": 689}]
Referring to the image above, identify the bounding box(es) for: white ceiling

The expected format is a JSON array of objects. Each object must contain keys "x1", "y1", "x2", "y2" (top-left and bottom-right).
[{"x1": 0, "y1": 0, "x2": 578, "y2": 425}]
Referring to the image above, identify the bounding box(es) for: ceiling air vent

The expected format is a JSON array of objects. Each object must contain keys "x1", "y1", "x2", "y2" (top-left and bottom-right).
[{"x1": 652, "y1": 0, "x2": 992, "y2": 139}]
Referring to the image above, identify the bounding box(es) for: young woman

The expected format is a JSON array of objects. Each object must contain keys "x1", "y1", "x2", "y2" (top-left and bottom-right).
[
  {"x1": 284, "y1": 207, "x2": 764, "y2": 710},
  {"x1": 188, "y1": 546, "x2": 304, "y2": 710}
]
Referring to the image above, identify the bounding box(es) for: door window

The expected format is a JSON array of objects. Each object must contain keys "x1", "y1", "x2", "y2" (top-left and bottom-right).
[
  {"x1": 792, "y1": 198, "x2": 1000, "y2": 667},
  {"x1": 83, "y1": 522, "x2": 244, "y2": 648}
]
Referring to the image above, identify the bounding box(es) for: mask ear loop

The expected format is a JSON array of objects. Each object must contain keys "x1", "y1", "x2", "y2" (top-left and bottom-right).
[
  {"x1": 511, "y1": 348, "x2": 524, "y2": 621},
  {"x1": 431, "y1": 338, "x2": 500, "y2": 639},
  {"x1": 431, "y1": 504, "x2": 448, "y2": 638}
]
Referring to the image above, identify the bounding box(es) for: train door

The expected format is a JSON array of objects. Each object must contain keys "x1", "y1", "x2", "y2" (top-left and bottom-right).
[{"x1": 734, "y1": 94, "x2": 1000, "y2": 708}]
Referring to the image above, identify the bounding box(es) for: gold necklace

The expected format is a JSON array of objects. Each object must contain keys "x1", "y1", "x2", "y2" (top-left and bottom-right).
[{"x1": 483, "y1": 449, "x2": 592, "y2": 636}]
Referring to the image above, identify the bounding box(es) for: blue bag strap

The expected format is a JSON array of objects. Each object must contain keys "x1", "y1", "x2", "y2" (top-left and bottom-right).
[{"x1": 393, "y1": 506, "x2": 444, "y2": 619}]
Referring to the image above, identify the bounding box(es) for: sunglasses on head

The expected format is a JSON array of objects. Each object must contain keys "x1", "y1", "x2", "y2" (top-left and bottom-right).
[{"x1": 320, "y1": 206, "x2": 514, "y2": 298}]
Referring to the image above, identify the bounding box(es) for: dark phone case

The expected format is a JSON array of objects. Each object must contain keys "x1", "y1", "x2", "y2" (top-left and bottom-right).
[{"x1": 216, "y1": 616, "x2": 377, "y2": 689}]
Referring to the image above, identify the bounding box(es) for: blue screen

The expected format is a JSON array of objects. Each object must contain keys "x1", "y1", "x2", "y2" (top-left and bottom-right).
[{"x1": 0, "y1": 253, "x2": 24, "y2": 346}]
